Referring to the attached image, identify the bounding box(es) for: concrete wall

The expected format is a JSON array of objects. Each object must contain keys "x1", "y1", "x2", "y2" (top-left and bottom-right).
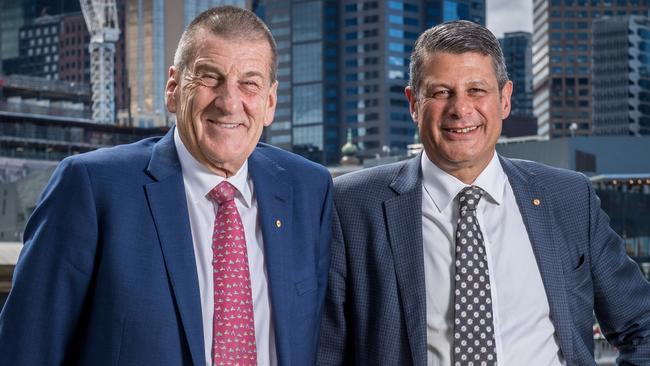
[{"x1": 497, "y1": 136, "x2": 650, "y2": 174}]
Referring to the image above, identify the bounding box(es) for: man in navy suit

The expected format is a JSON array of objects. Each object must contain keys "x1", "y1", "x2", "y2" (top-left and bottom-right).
[
  {"x1": 0, "y1": 6, "x2": 332, "y2": 365},
  {"x1": 318, "y1": 20, "x2": 650, "y2": 365}
]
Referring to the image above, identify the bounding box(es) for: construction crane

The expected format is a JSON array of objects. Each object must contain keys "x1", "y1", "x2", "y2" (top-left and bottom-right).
[{"x1": 79, "y1": 0, "x2": 120, "y2": 124}]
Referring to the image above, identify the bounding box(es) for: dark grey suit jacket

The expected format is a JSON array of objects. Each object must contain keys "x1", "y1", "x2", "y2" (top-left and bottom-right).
[{"x1": 318, "y1": 154, "x2": 650, "y2": 366}]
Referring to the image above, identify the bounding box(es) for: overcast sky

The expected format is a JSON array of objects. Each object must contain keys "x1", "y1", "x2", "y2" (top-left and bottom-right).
[{"x1": 486, "y1": 0, "x2": 533, "y2": 38}]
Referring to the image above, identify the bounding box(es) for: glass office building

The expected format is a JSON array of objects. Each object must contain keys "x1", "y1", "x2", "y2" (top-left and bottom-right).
[
  {"x1": 500, "y1": 31, "x2": 534, "y2": 118},
  {"x1": 257, "y1": 0, "x2": 485, "y2": 164},
  {"x1": 592, "y1": 15, "x2": 650, "y2": 136},
  {"x1": 532, "y1": 0, "x2": 650, "y2": 139}
]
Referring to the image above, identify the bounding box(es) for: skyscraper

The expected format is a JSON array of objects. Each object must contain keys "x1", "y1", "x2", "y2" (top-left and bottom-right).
[
  {"x1": 257, "y1": 0, "x2": 486, "y2": 164},
  {"x1": 500, "y1": 31, "x2": 533, "y2": 117},
  {"x1": 592, "y1": 15, "x2": 650, "y2": 136},
  {"x1": 257, "y1": 0, "x2": 341, "y2": 165},
  {"x1": 341, "y1": 0, "x2": 485, "y2": 159},
  {"x1": 4, "y1": 14, "x2": 63, "y2": 80},
  {"x1": 0, "y1": 0, "x2": 81, "y2": 69},
  {"x1": 124, "y1": 0, "x2": 248, "y2": 128},
  {"x1": 532, "y1": 0, "x2": 650, "y2": 138}
]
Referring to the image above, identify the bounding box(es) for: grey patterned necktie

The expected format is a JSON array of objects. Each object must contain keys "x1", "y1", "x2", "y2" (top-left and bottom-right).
[{"x1": 452, "y1": 186, "x2": 497, "y2": 365}]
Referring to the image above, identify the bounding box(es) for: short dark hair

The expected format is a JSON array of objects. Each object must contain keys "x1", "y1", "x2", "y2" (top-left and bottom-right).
[
  {"x1": 173, "y1": 6, "x2": 278, "y2": 83},
  {"x1": 408, "y1": 20, "x2": 508, "y2": 94}
]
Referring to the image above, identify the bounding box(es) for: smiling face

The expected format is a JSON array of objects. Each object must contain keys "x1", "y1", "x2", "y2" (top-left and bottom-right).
[
  {"x1": 165, "y1": 30, "x2": 277, "y2": 177},
  {"x1": 406, "y1": 51, "x2": 512, "y2": 184}
]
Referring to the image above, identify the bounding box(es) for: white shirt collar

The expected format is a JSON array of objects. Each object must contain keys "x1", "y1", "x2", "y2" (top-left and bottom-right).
[
  {"x1": 421, "y1": 151, "x2": 506, "y2": 213},
  {"x1": 173, "y1": 127, "x2": 253, "y2": 207}
]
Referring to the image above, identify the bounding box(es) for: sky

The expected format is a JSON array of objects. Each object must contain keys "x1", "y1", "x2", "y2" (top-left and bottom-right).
[{"x1": 486, "y1": 0, "x2": 533, "y2": 38}]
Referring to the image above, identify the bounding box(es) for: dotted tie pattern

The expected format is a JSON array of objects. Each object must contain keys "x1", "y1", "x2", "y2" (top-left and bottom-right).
[
  {"x1": 452, "y1": 186, "x2": 497, "y2": 366},
  {"x1": 209, "y1": 181, "x2": 257, "y2": 366}
]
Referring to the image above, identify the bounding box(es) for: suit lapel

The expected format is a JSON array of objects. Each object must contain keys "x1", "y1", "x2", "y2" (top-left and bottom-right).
[
  {"x1": 144, "y1": 129, "x2": 205, "y2": 366},
  {"x1": 248, "y1": 148, "x2": 293, "y2": 366},
  {"x1": 384, "y1": 156, "x2": 428, "y2": 366},
  {"x1": 500, "y1": 157, "x2": 575, "y2": 360}
]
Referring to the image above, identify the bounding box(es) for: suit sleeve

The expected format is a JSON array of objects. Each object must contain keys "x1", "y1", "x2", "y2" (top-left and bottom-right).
[
  {"x1": 0, "y1": 158, "x2": 98, "y2": 364},
  {"x1": 587, "y1": 177, "x2": 650, "y2": 364},
  {"x1": 317, "y1": 201, "x2": 352, "y2": 365}
]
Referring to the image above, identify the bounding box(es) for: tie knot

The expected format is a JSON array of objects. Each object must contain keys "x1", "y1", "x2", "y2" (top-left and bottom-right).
[
  {"x1": 458, "y1": 186, "x2": 484, "y2": 212},
  {"x1": 209, "y1": 181, "x2": 237, "y2": 204}
]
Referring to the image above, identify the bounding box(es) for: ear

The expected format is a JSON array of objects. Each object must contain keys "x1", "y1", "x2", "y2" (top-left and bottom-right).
[
  {"x1": 165, "y1": 66, "x2": 179, "y2": 113},
  {"x1": 263, "y1": 81, "x2": 278, "y2": 127},
  {"x1": 500, "y1": 80, "x2": 513, "y2": 120},
  {"x1": 405, "y1": 86, "x2": 418, "y2": 125}
]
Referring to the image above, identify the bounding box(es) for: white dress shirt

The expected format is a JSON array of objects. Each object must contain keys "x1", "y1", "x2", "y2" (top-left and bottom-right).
[
  {"x1": 174, "y1": 129, "x2": 277, "y2": 366},
  {"x1": 421, "y1": 151, "x2": 565, "y2": 366}
]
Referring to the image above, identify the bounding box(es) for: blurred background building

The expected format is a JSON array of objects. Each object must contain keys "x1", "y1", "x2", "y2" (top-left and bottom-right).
[
  {"x1": 125, "y1": 0, "x2": 248, "y2": 128},
  {"x1": 531, "y1": 0, "x2": 650, "y2": 138},
  {"x1": 592, "y1": 14, "x2": 650, "y2": 136},
  {"x1": 255, "y1": 0, "x2": 486, "y2": 164}
]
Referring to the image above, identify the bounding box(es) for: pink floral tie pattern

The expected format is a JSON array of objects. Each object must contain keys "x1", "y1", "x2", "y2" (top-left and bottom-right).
[{"x1": 209, "y1": 181, "x2": 257, "y2": 366}]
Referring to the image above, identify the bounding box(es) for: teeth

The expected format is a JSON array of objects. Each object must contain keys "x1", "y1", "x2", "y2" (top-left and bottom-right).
[
  {"x1": 219, "y1": 123, "x2": 239, "y2": 129},
  {"x1": 450, "y1": 126, "x2": 478, "y2": 133}
]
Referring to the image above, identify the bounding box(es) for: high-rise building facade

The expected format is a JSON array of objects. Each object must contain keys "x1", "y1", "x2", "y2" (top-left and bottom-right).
[
  {"x1": 341, "y1": 0, "x2": 484, "y2": 159},
  {"x1": 592, "y1": 15, "x2": 650, "y2": 136},
  {"x1": 0, "y1": 0, "x2": 81, "y2": 70},
  {"x1": 125, "y1": 0, "x2": 248, "y2": 128},
  {"x1": 258, "y1": 0, "x2": 341, "y2": 165},
  {"x1": 0, "y1": 1, "x2": 129, "y2": 125},
  {"x1": 4, "y1": 14, "x2": 63, "y2": 80},
  {"x1": 532, "y1": 0, "x2": 650, "y2": 139},
  {"x1": 257, "y1": 0, "x2": 485, "y2": 164},
  {"x1": 500, "y1": 31, "x2": 533, "y2": 117},
  {"x1": 58, "y1": 13, "x2": 89, "y2": 85}
]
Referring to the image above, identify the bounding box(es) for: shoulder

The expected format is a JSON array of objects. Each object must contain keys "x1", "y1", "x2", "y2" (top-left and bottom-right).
[
  {"x1": 63, "y1": 136, "x2": 160, "y2": 170},
  {"x1": 54, "y1": 136, "x2": 161, "y2": 184},
  {"x1": 501, "y1": 156, "x2": 593, "y2": 203},
  {"x1": 503, "y1": 157, "x2": 590, "y2": 186},
  {"x1": 253, "y1": 142, "x2": 331, "y2": 186},
  {"x1": 334, "y1": 158, "x2": 413, "y2": 196}
]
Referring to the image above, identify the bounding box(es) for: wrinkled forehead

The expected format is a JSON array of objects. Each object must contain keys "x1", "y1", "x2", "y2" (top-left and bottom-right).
[
  {"x1": 420, "y1": 51, "x2": 498, "y2": 80},
  {"x1": 187, "y1": 29, "x2": 274, "y2": 78}
]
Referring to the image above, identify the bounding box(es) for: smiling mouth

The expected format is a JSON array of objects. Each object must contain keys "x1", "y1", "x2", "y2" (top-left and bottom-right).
[
  {"x1": 207, "y1": 119, "x2": 241, "y2": 129},
  {"x1": 446, "y1": 126, "x2": 480, "y2": 134}
]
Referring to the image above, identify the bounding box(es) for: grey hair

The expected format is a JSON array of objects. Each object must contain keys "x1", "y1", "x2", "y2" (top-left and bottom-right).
[
  {"x1": 408, "y1": 20, "x2": 508, "y2": 94},
  {"x1": 173, "y1": 6, "x2": 278, "y2": 83}
]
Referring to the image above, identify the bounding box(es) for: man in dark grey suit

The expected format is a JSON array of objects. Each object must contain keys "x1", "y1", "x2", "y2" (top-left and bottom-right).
[{"x1": 318, "y1": 20, "x2": 650, "y2": 365}]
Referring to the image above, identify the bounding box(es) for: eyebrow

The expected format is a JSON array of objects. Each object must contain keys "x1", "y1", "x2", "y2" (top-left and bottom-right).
[
  {"x1": 465, "y1": 80, "x2": 491, "y2": 88},
  {"x1": 192, "y1": 61, "x2": 265, "y2": 80},
  {"x1": 422, "y1": 79, "x2": 493, "y2": 91},
  {"x1": 240, "y1": 70, "x2": 265, "y2": 80}
]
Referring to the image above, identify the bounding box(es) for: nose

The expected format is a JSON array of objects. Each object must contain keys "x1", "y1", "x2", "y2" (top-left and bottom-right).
[
  {"x1": 212, "y1": 80, "x2": 241, "y2": 114},
  {"x1": 448, "y1": 94, "x2": 473, "y2": 119}
]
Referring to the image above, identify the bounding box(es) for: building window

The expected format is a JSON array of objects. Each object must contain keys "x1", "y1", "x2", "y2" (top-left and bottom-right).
[
  {"x1": 293, "y1": 43, "x2": 323, "y2": 83},
  {"x1": 293, "y1": 84, "x2": 323, "y2": 125},
  {"x1": 292, "y1": 1, "x2": 322, "y2": 42}
]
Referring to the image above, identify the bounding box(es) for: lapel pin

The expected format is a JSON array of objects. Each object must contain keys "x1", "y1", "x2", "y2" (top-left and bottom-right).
[
  {"x1": 275, "y1": 219, "x2": 282, "y2": 228},
  {"x1": 532, "y1": 199, "x2": 541, "y2": 206}
]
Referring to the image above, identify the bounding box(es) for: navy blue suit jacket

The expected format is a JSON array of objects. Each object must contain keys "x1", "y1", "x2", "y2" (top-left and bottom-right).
[
  {"x1": 318, "y1": 154, "x2": 650, "y2": 365},
  {"x1": 0, "y1": 128, "x2": 332, "y2": 365}
]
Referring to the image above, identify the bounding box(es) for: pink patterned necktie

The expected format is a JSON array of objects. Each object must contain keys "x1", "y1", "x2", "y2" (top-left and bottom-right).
[{"x1": 209, "y1": 181, "x2": 257, "y2": 366}]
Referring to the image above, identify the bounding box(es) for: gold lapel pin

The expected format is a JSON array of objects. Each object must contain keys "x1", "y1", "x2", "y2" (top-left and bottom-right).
[
  {"x1": 275, "y1": 219, "x2": 282, "y2": 228},
  {"x1": 532, "y1": 199, "x2": 541, "y2": 206}
]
